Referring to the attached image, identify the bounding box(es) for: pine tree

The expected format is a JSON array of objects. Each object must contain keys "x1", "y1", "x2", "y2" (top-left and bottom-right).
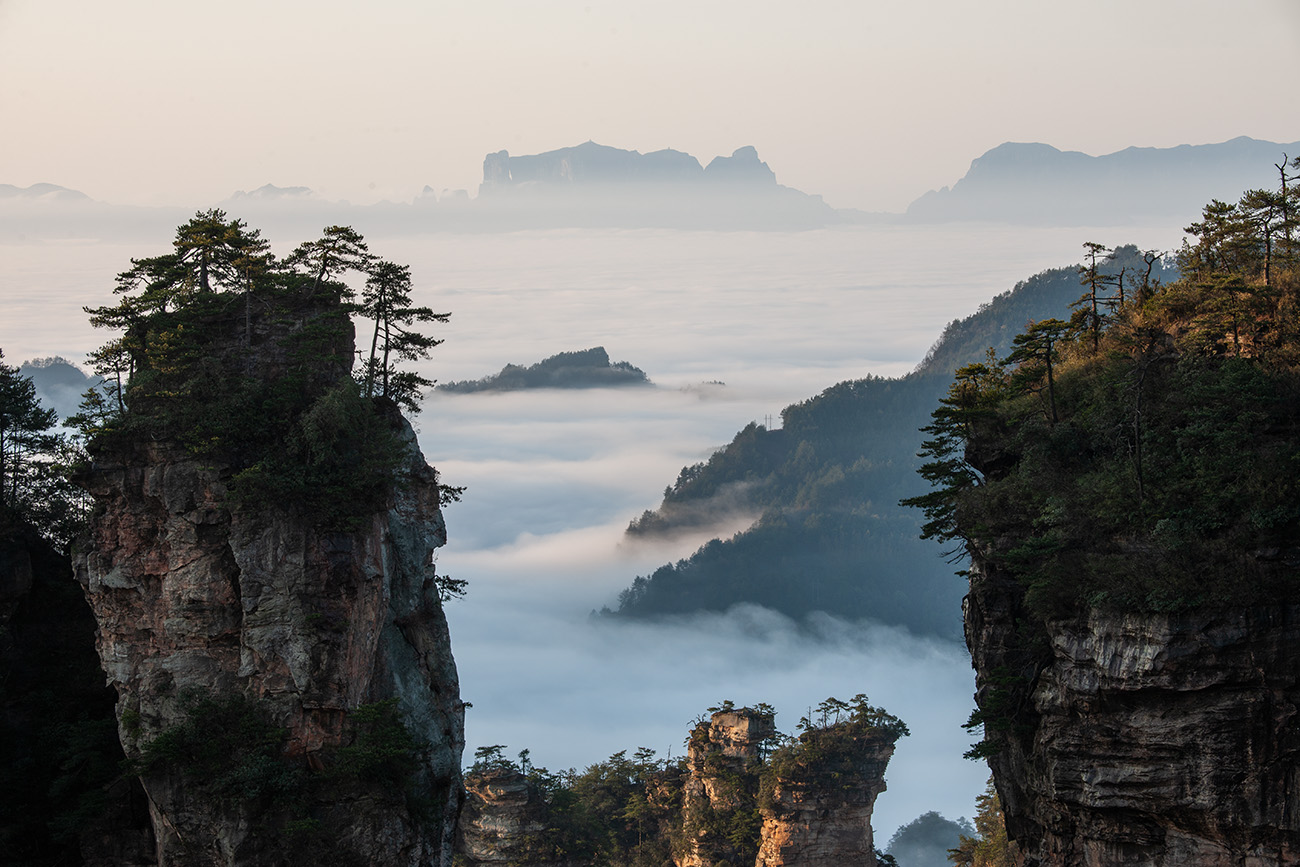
[
  {"x1": 0, "y1": 350, "x2": 84, "y2": 544},
  {"x1": 1004, "y1": 319, "x2": 1069, "y2": 424},
  {"x1": 285, "y1": 225, "x2": 375, "y2": 298},
  {"x1": 358, "y1": 260, "x2": 450, "y2": 411}
]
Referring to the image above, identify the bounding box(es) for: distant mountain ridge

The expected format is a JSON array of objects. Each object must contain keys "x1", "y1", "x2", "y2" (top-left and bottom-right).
[
  {"x1": 480, "y1": 142, "x2": 778, "y2": 192},
  {"x1": 0, "y1": 183, "x2": 90, "y2": 203},
  {"x1": 9, "y1": 135, "x2": 1296, "y2": 234},
  {"x1": 608, "y1": 246, "x2": 1175, "y2": 637},
  {"x1": 908, "y1": 136, "x2": 1300, "y2": 224}
]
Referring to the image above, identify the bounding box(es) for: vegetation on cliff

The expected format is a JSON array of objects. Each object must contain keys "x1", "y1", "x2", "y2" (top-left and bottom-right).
[
  {"x1": 455, "y1": 696, "x2": 905, "y2": 867},
  {"x1": 0, "y1": 352, "x2": 87, "y2": 548},
  {"x1": 946, "y1": 779, "x2": 1017, "y2": 867},
  {"x1": 907, "y1": 166, "x2": 1300, "y2": 618},
  {"x1": 66, "y1": 213, "x2": 465, "y2": 863},
  {"x1": 75, "y1": 211, "x2": 458, "y2": 530},
  {"x1": 906, "y1": 161, "x2": 1300, "y2": 770}
]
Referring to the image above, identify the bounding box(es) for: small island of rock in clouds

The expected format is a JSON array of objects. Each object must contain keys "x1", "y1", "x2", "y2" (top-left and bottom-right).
[{"x1": 439, "y1": 346, "x2": 651, "y2": 393}]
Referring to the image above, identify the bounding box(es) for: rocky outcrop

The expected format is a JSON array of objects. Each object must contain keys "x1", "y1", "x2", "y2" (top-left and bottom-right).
[
  {"x1": 76, "y1": 301, "x2": 464, "y2": 865},
  {"x1": 439, "y1": 346, "x2": 650, "y2": 394},
  {"x1": 457, "y1": 768, "x2": 582, "y2": 867},
  {"x1": 453, "y1": 703, "x2": 897, "y2": 867},
  {"x1": 678, "y1": 709, "x2": 775, "y2": 867},
  {"x1": 755, "y1": 726, "x2": 893, "y2": 867},
  {"x1": 480, "y1": 142, "x2": 705, "y2": 190},
  {"x1": 472, "y1": 142, "x2": 839, "y2": 230},
  {"x1": 966, "y1": 554, "x2": 1300, "y2": 866}
]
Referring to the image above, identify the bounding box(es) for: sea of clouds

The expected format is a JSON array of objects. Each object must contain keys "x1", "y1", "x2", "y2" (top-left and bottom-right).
[{"x1": 2, "y1": 219, "x2": 1187, "y2": 837}]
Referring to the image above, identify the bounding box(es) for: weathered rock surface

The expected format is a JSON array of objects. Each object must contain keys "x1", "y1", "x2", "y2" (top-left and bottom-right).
[
  {"x1": 75, "y1": 297, "x2": 464, "y2": 865},
  {"x1": 678, "y1": 708, "x2": 775, "y2": 867},
  {"x1": 457, "y1": 767, "x2": 583, "y2": 867},
  {"x1": 754, "y1": 729, "x2": 893, "y2": 867},
  {"x1": 78, "y1": 418, "x2": 464, "y2": 865},
  {"x1": 966, "y1": 554, "x2": 1300, "y2": 866}
]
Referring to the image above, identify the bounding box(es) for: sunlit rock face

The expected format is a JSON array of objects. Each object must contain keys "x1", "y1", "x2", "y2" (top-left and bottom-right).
[
  {"x1": 678, "y1": 709, "x2": 775, "y2": 867},
  {"x1": 966, "y1": 555, "x2": 1300, "y2": 866},
  {"x1": 75, "y1": 304, "x2": 463, "y2": 865},
  {"x1": 754, "y1": 730, "x2": 893, "y2": 867}
]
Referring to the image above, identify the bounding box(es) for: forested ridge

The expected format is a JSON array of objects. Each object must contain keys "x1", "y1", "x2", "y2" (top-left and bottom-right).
[
  {"x1": 610, "y1": 248, "x2": 1171, "y2": 637},
  {"x1": 908, "y1": 163, "x2": 1300, "y2": 620}
]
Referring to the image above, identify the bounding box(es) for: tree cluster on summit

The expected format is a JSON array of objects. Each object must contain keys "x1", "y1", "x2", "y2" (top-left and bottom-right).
[{"x1": 1, "y1": 211, "x2": 455, "y2": 542}]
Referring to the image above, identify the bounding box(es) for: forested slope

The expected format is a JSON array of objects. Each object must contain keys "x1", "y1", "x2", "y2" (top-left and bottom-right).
[{"x1": 608, "y1": 247, "x2": 1172, "y2": 638}]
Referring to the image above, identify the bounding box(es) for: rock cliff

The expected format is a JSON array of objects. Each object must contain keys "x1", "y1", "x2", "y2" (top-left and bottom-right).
[
  {"x1": 453, "y1": 702, "x2": 899, "y2": 867},
  {"x1": 966, "y1": 554, "x2": 1300, "y2": 866},
  {"x1": 755, "y1": 722, "x2": 894, "y2": 867},
  {"x1": 456, "y1": 767, "x2": 582, "y2": 867},
  {"x1": 679, "y1": 709, "x2": 775, "y2": 867},
  {"x1": 76, "y1": 293, "x2": 464, "y2": 865}
]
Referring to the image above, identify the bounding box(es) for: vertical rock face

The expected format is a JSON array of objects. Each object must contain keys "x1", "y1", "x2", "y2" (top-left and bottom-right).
[
  {"x1": 456, "y1": 768, "x2": 583, "y2": 867},
  {"x1": 74, "y1": 288, "x2": 464, "y2": 866},
  {"x1": 754, "y1": 730, "x2": 892, "y2": 867},
  {"x1": 77, "y1": 420, "x2": 464, "y2": 865},
  {"x1": 966, "y1": 555, "x2": 1300, "y2": 866}
]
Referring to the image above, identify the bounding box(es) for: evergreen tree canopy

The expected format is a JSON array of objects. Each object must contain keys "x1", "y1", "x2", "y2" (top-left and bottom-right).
[{"x1": 77, "y1": 214, "x2": 452, "y2": 529}]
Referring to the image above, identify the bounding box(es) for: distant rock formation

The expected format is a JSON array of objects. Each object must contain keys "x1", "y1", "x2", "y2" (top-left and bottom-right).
[
  {"x1": 227, "y1": 183, "x2": 317, "y2": 201},
  {"x1": 755, "y1": 718, "x2": 896, "y2": 867},
  {"x1": 704, "y1": 146, "x2": 777, "y2": 186},
  {"x1": 439, "y1": 346, "x2": 651, "y2": 393},
  {"x1": 0, "y1": 182, "x2": 91, "y2": 202},
  {"x1": 473, "y1": 141, "x2": 840, "y2": 229},
  {"x1": 457, "y1": 768, "x2": 583, "y2": 867},
  {"x1": 907, "y1": 136, "x2": 1300, "y2": 224},
  {"x1": 0, "y1": 142, "x2": 843, "y2": 235},
  {"x1": 482, "y1": 141, "x2": 705, "y2": 189},
  {"x1": 455, "y1": 703, "x2": 900, "y2": 867}
]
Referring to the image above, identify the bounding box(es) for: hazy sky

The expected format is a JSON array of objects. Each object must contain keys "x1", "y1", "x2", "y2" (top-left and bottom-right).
[{"x1": 4, "y1": 0, "x2": 1298, "y2": 211}]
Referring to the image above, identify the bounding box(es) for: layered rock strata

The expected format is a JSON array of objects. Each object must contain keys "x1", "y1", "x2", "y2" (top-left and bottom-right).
[
  {"x1": 78, "y1": 420, "x2": 464, "y2": 865},
  {"x1": 679, "y1": 709, "x2": 776, "y2": 867},
  {"x1": 966, "y1": 555, "x2": 1300, "y2": 866},
  {"x1": 754, "y1": 727, "x2": 893, "y2": 867},
  {"x1": 75, "y1": 292, "x2": 464, "y2": 866},
  {"x1": 457, "y1": 767, "x2": 582, "y2": 867}
]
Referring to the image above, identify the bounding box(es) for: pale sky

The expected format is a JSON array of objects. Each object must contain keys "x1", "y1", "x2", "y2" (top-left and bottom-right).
[{"x1": 3, "y1": 0, "x2": 1299, "y2": 211}]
